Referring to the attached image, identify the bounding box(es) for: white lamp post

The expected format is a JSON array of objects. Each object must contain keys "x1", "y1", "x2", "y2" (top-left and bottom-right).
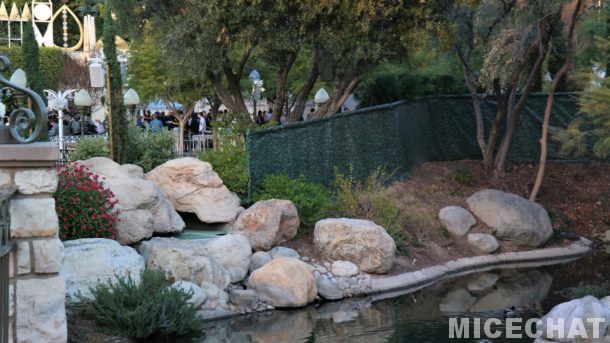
[
  {"x1": 74, "y1": 89, "x2": 93, "y2": 136},
  {"x1": 249, "y1": 70, "x2": 264, "y2": 119},
  {"x1": 314, "y1": 87, "x2": 330, "y2": 110},
  {"x1": 123, "y1": 88, "x2": 140, "y2": 117},
  {"x1": 45, "y1": 89, "x2": 76, "y2": 152}
]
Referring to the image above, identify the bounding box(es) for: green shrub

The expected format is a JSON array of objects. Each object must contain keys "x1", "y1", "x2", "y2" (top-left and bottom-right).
[
  {"x1": 77, "y1": 269, "x2": 202, "y2": 339},
  {"x1": 453, "y1": 165, "x2": 475, "y2": 186},
  {"x1": 253, "y1": 174, "x2": 331, "y2": 227},
  {"x1": 199, "y1": 143, "x2": 249, "y2": 196},
  {"x1": 55, "y1": 163, "x2": 118, "y2": 241},
  {"x1": 0, "y1": 46, "x2": 63, "y2": 91},
  {"x1": 70, "y1": 136, "x2": 109, "y2": 162},
  {"x1": 125, "y1": 124, "x2": 175, "y2": 172},
  {"x1": 332, "y1": 168, "x2": 408, "y2": 254}
]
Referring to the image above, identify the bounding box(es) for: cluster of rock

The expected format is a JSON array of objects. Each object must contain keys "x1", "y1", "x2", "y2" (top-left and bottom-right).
[
  {"x1": 439, "y1": 189, "x2": 555, "y2": 254},
  {"x1": 77, "y1": 157, "x2": 245, "y2": 245}
]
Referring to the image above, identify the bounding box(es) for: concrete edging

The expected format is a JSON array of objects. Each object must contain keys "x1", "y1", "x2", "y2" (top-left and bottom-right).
[{"x1": 365, "y1": 239, "x2": 593, "y2": 297}]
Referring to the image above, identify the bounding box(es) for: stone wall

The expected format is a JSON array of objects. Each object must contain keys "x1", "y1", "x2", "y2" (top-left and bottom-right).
[{"x1": 1, "y1": 143, "x2": 66, "y2": 343}]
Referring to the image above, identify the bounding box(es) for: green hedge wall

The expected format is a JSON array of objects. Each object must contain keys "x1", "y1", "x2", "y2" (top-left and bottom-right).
[
  {"x1": 0, "y1": 46, "x2": 64, "y2": 91},
  {"x1": 246, "y1": 93, "x2": 602, "y2": 192}
]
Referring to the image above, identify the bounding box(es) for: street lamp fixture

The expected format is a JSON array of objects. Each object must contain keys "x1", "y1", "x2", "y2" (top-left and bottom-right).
[
  {"x1": 314, "y1": 88, "x2": 330, "y2": 105},
  {"x1": 249, "y1": 70, "x2": 264, "y2": 118},
  {"x1": 74, "y1": 89, "x2": 92, "y2": 136},
  {"x1": 9, "y1": 69, "x2": 27, "y2": 105},
  {"x1": 123, "y1": 88, "x2": 140, "y2": 116}
]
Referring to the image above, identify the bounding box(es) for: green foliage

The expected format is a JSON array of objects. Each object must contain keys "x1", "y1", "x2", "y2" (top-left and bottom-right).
[
  {"x1": 199, "y1": 143, "x2": 249, "y2": 196},
  {"x1": 77, "y1": 269, "x2": 202, "y2": 339},
  {"x1": 21, "y1": 22, "x2": 43, "y2": 98},
  {"x1": 253, "y1": 174, "x2": 331, "y2": 228},
  {"x1": 55, "y1": 164, "x2": 118, "y2": 241},
  {"x1": 0, "y1": 47, "x2": 63, "y2": 91},
  {"x1": 453, "y1": 165, "x2": 475, "y2": 186},
  {"x1": 331, "y1": 168, "x2": 408, "y2": 254},
  {"x1": 125, "y1": 124, "x2": 175, "y2": 172},
  {"x1": 103, "y1": 5, "x2": 128, "y2": 164},
  {"x1": 70, "y1": 136, "x2": 109, "y2": 162}
]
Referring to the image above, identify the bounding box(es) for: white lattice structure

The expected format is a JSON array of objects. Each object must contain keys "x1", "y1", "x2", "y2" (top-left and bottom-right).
[{"x1": 0, "y1": 1, "x2": 96, "y2": 52}]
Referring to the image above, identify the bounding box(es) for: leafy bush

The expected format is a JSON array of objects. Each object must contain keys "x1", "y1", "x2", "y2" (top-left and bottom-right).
[
  {"x1": 77, "y1": 269, "x2": 202, "y2": 339},
  {"x1": 332, "y1": 168, "x2": 408, "y2": 254},
  {"x1": 125, "y1": 124, "x2": 175, "y2": 172},
  {"x1": 0, "y1": 46, "x2": 64, "y2": 91},
  {"x1": 199, "y1": 143, "x2": 249, "y2": 196},
  {"x1": 252, "y1": 174, "x2": 331, "y2": 227},
  {"x1": 70, "y1": 136, "x2": 109, "y2": 162},
  {"x1": 453, "y1": 165, "x2": 475, "y2": 186},
  {"x1": 55, "y1": 163, "x2": 118, "y2": 241}
]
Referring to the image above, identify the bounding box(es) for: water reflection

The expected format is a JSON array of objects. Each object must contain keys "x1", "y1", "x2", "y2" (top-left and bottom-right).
[{"x1": 181, "y1": 268, "x2": 558, "y2": 342}]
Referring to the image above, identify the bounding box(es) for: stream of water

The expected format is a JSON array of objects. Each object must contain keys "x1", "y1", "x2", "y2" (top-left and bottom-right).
[{"x1": 174, "y1": 249, "x2": 608, "y2": 343}]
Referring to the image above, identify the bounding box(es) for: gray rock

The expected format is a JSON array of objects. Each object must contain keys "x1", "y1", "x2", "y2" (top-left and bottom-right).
[
  {"x1": 248, "y1": 258, "x2": 317, "y2": 307},
  {"x1": 270, "y1": 246, "x2": 300, "y2": 260},
  {"x1": 201, "y1": 234, "x2": 252, "y2": 283},
  {"x1": 172, "y1": 281, "x2": 205, "y2": 308},
  {"x1": 10, "y1": 198, "x2": 58, "y2": 238},
  {"x1": 228, "y1": 199, "x2": 299, "y2": 251},
  {"x1": 539, "y1": 296, "x2": 610, "y2": 342},
  {"x1": 200, "y1": 282, "x2": 230, "y2": 310},
  {"x1": 33, "y1": 238, "x2": 64, "y2": 274},
  {"x1": 331, "y1": 260, "x2": 359, "y2": 277},
  {"x1": 467, "y1": 233, "x2": 499, "y2": 253},
  {"x1": 138, "y1": 238, "x2": 230, "y2": 290},
  {"x1": 314, "y1": 218, "x2": 396, "y2": 274},
  {"x1": 14, "y1": 169, "x2": 57, "y2": 194},
  {"x1": 17, "y1": 241, "x2": 30, "y2": 275},
  {"x1": 229, "y1": 289, "x2": 259, "y2": 308},
  {"x1": 16, "y1": 276, "x2": 67, "y2": 342},
  {"x1": 316, "y1": 275, "x2": 344, "y2": 300},
  {"x1": 438, "y1": 206, "x2": 476, "y2": 237},
  {"x1": 466, "y1": 189, "x2": 553, "y2": 247},
  {"x1": 61, "y1": 238, "x2": 145, "y2": 301},
  {"x1": 250, "y1": 251, "x2": 272, "y2": 273}
]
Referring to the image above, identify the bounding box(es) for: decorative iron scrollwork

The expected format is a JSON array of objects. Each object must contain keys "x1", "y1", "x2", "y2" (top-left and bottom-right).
[{"x1": 0, "y1": 55, "x2": 47, "y2": 143}]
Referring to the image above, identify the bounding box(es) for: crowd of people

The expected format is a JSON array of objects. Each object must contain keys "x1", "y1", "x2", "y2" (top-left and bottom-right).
[{"x1": 47, "y1": 110, "x2": 105, "y2": 136}]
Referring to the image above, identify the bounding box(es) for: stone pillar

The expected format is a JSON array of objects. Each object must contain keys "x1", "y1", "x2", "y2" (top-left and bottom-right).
[{"x1": 1, "y1": 143, "x2": 67, "y2": 343}]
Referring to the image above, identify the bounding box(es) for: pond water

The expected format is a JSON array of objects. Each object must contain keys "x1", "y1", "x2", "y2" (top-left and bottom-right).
[{"x1": 176, "y1": 248, "x2": 609, "y2": 343}]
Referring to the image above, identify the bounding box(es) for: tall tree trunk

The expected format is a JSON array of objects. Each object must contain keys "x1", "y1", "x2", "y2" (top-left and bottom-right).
[
  {"x1": 288, "y1": 48, "x2": 319, "y2": 123},
  {"x1": 530, "y1": 0, "x2": 582, "y2": 201},
  {"x1": 272, "y1": 53, "x2": 296, "y2": 122}
]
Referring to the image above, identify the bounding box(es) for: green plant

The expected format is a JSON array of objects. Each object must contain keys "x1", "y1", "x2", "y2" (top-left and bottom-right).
[
  {"x1": 199, "y1": 143, "x2": 249, "y2": 196},
  {"x1": 125, "y1": 124, "x2": 175, "y2": 172},
  {"x1": 332, "y1": 168, "x2": 408, "y2": 254},
  {"x1": 77, "y1": 269, "x2": 202, "y2": 339},
  {"x1": 453, "y1": 165, "x2": 474, "y2": 186},
  {"x1": 70, "y1": 136, "x2": 109, "y2": 162},
  {"x1": 0, "y1": 46, "x2": 64, "y2": 91},
  {"x1": 253, "y1": 174, "x2": 331, "y2": 227},
  {"x1": 21, "y1": 22, "x2": 43, "y2": 98},
  {"x1": 55, "y1": 163, "x2": 118, "y2": 241}
]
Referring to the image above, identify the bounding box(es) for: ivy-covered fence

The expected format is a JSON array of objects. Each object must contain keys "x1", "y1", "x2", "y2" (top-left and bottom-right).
[{"x1": 246, "y1": 93, "x2": 599, "y2": 192}]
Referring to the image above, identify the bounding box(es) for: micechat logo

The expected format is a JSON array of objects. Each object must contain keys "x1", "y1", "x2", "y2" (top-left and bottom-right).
[{"x1": 448, "y1": 317, "x2": 606, "y2": 339}]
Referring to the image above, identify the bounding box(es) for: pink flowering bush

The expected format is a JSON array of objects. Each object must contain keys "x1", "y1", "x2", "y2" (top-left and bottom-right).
[{"x1": 55, "y1": 163, "x2": 119, "y2": 241}]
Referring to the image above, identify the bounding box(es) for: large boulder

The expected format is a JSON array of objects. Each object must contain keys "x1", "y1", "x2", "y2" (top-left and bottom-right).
[
  {"x1": 466, "y1": 189, "x2": 553, "y2": 247},
  {"x1": 200, "y1": 234, "x2": 252, "y2": 283},
  {"x1": 60, "y1": 238, "x2": 145, "y2": 301},
  {"x1": 138, "y1": 237, "x2": 231, "y2": 289},
  {"x1": 146, "y1": 158, "x2": 243, "y2": 223},
  {"x1": 229, "y1": 199, "x2": 300, "y2": 251},
  {"x1": 438, "y1": 206, "x2": 476, "y2": 237},
  {"x1": 78, "y1": 157, "x2": 184, "y2": 245},
  {"x1": 313, "y1": 218, "x2": 396, "y2": 274},
  {"x1": 247, "y1": 257, "x2": 317, "y2": 308},
  {"x1": 538, "y1": 296, "x2": 610, "y2": 342}
]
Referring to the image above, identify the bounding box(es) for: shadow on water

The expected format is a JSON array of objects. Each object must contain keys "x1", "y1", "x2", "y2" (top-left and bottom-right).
[{"x1": 175, "y1": 248, "x2": 609, "y2": 343}]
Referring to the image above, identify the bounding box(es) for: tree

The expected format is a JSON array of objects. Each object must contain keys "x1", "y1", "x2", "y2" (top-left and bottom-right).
[
  {"x1": 103, "y1": 5, "x2": 127, "y2": 163},
  {"x1": 530, "y1": 0, "x2": 583, "y2": 201},
  {"x1": 21, "y1": 22, "x2": 43, "y2": 98},
  {"x1": 451, "y1": 0, "x2": 566, "y2": 176}
]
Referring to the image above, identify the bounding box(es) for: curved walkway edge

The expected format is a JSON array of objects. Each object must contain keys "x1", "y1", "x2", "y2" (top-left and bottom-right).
[{"x1": 365, "y1": 238, "x2": 593, "y2": 298}]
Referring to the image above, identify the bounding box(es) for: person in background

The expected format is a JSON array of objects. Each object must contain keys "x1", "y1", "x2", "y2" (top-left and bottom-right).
[
  {"x1": 69, "y1": 114, "x2": 81, "y2": 135},
  {"x1": 48, "y1": 115, "x2": 59, "y2": 136},
  {"x1": 265, "y1": 109, "x2": 272, "y2": 122},
  {"x1": 136, "y1": 114, "x2": 144, "y2": 128},
  {"x1": 198, "y1": 112, "x2": 207, "y2": 134},
  {"x1": 257, "y1": 110, "x2": 265, "y2": 125},
  {"x1": 149, "y1": 113, "x2": 163, "y2": 132},
  {"x1": 94, "y1": 118, "x2": 105, "y2": 134}
]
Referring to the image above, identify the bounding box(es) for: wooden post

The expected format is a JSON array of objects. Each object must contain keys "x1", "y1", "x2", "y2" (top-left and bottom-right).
[{"x1": 105, "y1": 63, "x2": 114, "y2": 161}]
